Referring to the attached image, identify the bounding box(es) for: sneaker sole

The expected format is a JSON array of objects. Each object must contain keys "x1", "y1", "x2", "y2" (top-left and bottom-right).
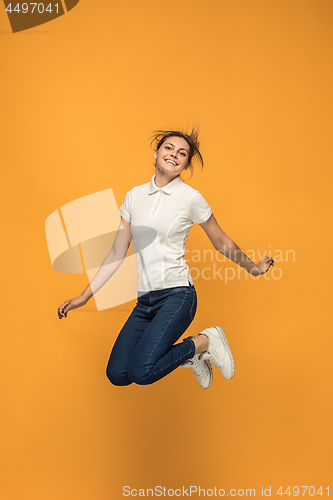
[
  {"x1": 214, "y1": 325, "x2": 235, "y2": 379},
  {"x1": 203, "y1": 360, "x2": 213, "y2": 389}
]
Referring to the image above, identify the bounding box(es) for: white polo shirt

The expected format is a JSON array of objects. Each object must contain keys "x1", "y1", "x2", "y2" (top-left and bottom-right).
[{"x1": 118, "y1": 174, "x2": 212, "y2": 292}]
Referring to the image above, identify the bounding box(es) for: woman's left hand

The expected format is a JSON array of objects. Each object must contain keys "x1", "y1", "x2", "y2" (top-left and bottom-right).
[{"x1": 252, "y1": 256, "x2": 274, "y2": 276}]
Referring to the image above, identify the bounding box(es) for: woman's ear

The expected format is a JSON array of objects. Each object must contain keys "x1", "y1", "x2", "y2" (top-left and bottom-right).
[{"x1": 153, "y1": 150, "x2": 157, "y2": 159}]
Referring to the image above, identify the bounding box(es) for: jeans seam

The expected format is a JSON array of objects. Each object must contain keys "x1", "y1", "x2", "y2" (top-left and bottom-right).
[
  {"x1": 155, "y1": 338, "x2": 195, "y2": 375},
  {"x1": 189, "y1": 288, "x2": 197, "y2": 321},
  {"x1": 145, "y1": 287, "x2": 191, "y2": 377}
]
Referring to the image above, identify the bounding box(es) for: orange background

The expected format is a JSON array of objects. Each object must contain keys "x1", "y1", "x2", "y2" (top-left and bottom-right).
[{"x1": 1, "y1": 1, "x2": 332, "y2": 498}]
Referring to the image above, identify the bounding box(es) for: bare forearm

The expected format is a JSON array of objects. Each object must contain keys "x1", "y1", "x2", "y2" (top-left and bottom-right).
[
  {"x1": 81, "y1": 249, "x2": 125, "y2": 301},
  {"x1": 199, "y1": 214, "x2": 272, "y2": 277},
  {"x1": 216, "y1": 239, "x2": 260, "y2": 275},
  {"x1": 81, "y1": 219, "x2": 132, "y2": 301}
]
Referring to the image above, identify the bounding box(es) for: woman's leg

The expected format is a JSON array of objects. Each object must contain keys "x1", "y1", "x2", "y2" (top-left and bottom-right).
[
  {"x1": 106, "y1": 299, "x2": 153, "y2": 386},
  {"x1": 127, "y1": 283, "x2": 198, "y2": 385}
]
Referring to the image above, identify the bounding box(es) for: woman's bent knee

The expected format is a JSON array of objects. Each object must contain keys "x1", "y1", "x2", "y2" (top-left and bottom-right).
[
  {"x1": 127, "y1": 363, "x2": 154, "y2": 386},
  {"x1": 106, "y1": 364, "x2": 132, "y2": 387}
]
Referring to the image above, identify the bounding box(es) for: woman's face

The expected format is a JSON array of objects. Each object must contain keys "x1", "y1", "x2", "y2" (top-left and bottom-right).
[{"x1": 153, "y1": 136, "x2": 190, "y2": 177}]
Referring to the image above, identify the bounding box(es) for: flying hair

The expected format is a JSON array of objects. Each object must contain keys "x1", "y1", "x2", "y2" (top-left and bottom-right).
[{"x1": 149, "y1": 125, "x2": 204, "y2": 180}]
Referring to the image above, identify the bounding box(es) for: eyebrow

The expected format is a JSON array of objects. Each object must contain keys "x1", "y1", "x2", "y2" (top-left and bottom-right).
[{"x1": 164, "y1": 142, "x2": 189, "y2": 153}]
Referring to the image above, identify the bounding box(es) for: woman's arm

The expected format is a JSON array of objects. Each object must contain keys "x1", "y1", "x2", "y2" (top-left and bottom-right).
[
  {"x1": 58, "y1": 217, "x2": 132, "y2": 318},
  {"x1": 81, "y1": 217, "x2": 133, "y2": 301},
  {"x1": 199, "y1": 214, "x2": 273, "y2": 276},
  {"x1": 58, "y1": 218, "x2": 132, "y2": 319}
]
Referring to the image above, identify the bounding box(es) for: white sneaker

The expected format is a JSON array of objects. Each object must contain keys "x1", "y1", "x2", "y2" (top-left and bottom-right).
[
  {"x1": 199, "y1": 325, "x2": 235, "y2": 379},
  {"x1": 181, "y1": 337, "x2": 213, "y2": 389}
]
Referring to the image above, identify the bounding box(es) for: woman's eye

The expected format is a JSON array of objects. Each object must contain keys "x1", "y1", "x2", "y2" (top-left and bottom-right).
[
  {"x1": 165, "y1": 146, "x2": 171, "y2": 150},
  {"x1": 180, "y1": 152, "x2": 186, "y2": 156}
]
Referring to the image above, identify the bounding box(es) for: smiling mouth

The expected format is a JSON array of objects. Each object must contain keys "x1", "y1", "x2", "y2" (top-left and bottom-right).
[{"x1": 165, "y1": 159, "x2": 177, "y2": 166}]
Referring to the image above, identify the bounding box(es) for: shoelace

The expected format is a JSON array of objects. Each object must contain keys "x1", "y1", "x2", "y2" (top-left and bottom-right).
[{"x1": 189, "y1": 359, "x2": 203, "y2": 376}]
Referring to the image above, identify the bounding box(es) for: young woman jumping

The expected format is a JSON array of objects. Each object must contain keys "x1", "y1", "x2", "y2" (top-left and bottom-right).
[{"x1": 58, "y1": 128, "x2": 274, "y2": 389}]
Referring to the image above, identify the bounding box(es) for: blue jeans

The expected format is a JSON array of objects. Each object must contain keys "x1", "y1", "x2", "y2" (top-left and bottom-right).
[{"x1": 106, "y1": 282, "x2": 197, "y2": 386}]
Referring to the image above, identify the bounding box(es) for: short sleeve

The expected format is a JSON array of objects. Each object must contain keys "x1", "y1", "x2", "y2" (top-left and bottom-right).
[
  {"x1": 118, "y1": 189, "x2": 132, "y2": 222},
  {"x1": 189, "y1": 191, "x2": 213, "y2": 224}
]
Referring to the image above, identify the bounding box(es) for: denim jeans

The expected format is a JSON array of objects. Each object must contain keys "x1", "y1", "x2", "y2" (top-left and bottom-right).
[{"x1": 106, "y1": 282, "x2": 197, "y2": 386}]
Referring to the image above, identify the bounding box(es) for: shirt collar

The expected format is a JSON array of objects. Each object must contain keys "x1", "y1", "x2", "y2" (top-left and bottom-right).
[{"x1": 148, "y1": 174, "x2": 182, "y2": 195}]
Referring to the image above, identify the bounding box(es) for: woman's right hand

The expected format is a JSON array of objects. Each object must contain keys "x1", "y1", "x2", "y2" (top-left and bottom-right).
[
  {"x1": 253, "y1": 256, "x2": 274, "y2": 276},
  {"x1": 58, "y1": 295, "x2": 88, "y2": 319}
]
